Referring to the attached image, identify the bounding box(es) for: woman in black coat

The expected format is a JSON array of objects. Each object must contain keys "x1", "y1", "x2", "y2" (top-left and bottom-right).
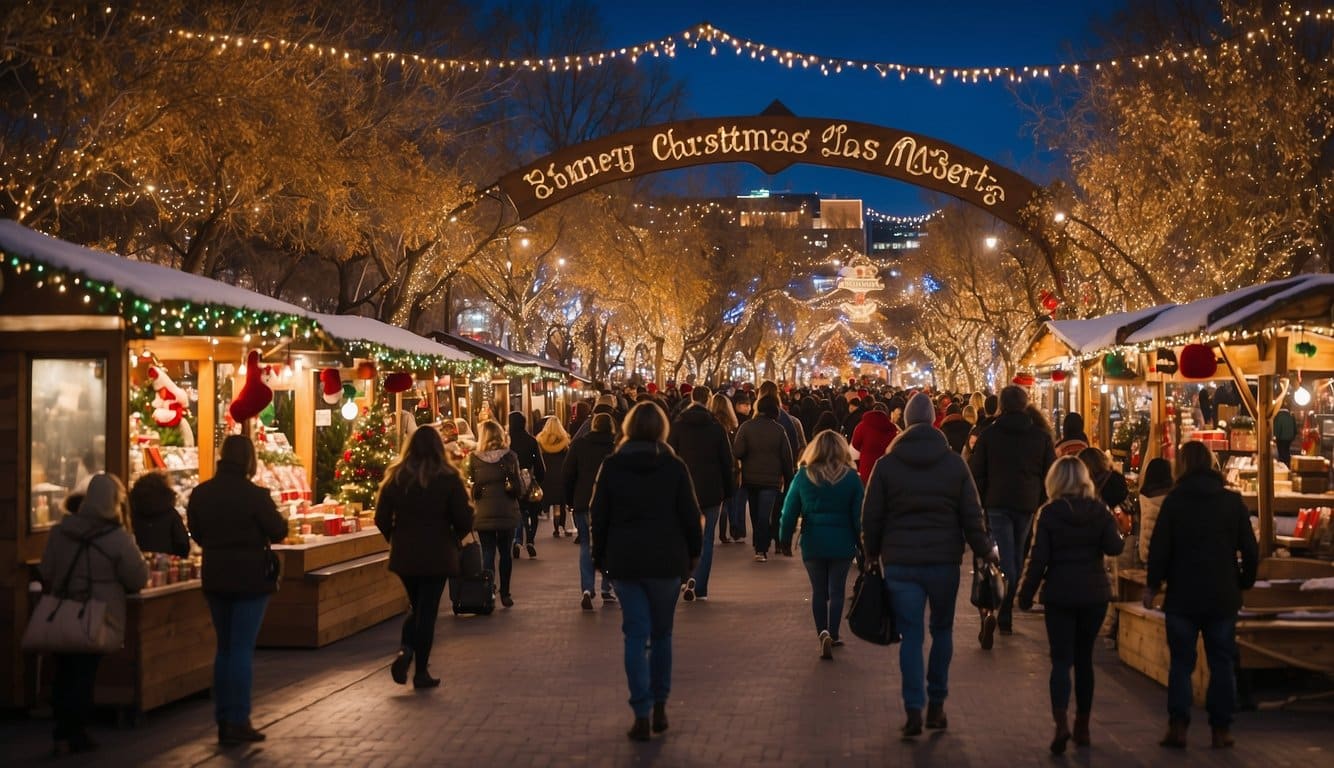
[
  {"x1": 129, "y1": 471, "x2": 190, "y2": 557},
  {"x1": 375, "y1": 427, "x2": 473, "y2": 689},
  {"x1": 1018, "y1": 456, "x2": 1124, "y2": 754},
  {"x1": 590, "y1": 402, "x2": 702, "y2": 742},
  {"x1": 508, "y1": 411, "x2": 546, "y2": 559},
  {"x1": 187, "y1": 436, "x2": 287, "y2": 746}
]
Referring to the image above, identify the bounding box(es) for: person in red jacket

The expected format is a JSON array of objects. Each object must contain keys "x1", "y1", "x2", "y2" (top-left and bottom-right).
[{"x1": 851, "y1": 405, "x2": 898, "y2": 485}]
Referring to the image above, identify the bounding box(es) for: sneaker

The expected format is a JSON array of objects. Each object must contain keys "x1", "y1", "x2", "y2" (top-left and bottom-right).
[
  {"x1": 601, "y1": 591, "x2": 617, "y2": 604},
  {"x1": 526, "y1": 543, "x2": 538, "y2": 559},
  {"x1": 819, "y1": 630, "x2": 833, "y2": 660},
  {"x1": 581, "y1": 591, "x2": 593, "y2": 611},
  {"x1": 754, "y1": 553, "x2": 767, "y2": 563},
  {"x1": 682, "y1": 578, "x2": 696, "y2": 602},
  {"x1": 980, "y1": 612, "x2": 997, "y2": 650},
  {"x1": 831, "y1": 638, "x2": 844, "y2": 647},
  {"x1": 512, "y1": 543, "x2": 521, "y2": 560}
]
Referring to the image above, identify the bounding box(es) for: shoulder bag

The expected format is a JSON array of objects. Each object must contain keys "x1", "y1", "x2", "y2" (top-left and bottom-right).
[
  {"x1": 970, "y1": 508, "x2": 1007, "y2": 611},
  {"x1": 22, "y1": 529, "x2": 122, "y2": 654}
]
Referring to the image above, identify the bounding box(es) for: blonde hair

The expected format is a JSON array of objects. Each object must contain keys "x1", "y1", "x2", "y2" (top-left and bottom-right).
[
  {"x1": 799, "y1": 429, "x2": 855, "y2": 486},
  {"x1": 962, "y1": 404, "x2": 978, "y2": 425},
  {"x1": 1045, "y1": 455, "x2": 1097, "y2": 499},
  {"x1": 619, "y1": 401, "x2": 669, "y2": 448},
  {"x1": 709, "y1": 393, "x2": 738, "y2": 432},
  {"x1": 477, "y1": 420, "x2": 508, "y2": 451},
  {"x1": 537, "y1": 415, "x2": 570, "y2": 444}
]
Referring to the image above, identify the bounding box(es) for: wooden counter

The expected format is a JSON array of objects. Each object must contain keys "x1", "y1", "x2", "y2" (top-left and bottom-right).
[
  {"x1": 258, "y1": 528, "x2": 405, "y2": 648},
  {"x1": 94, "y1": 580, "x2": 215, "y2": 715},
  {"x1": 1240, "y1": 491, "x2": 1334, "y2": 515}
]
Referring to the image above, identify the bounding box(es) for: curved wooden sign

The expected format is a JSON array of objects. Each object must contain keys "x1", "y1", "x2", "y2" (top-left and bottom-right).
[{"x1": 497, "y1": 115, "x2": 1043, "y2": 230}]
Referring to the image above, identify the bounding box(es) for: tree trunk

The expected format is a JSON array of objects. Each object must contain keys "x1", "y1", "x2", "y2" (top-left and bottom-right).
[{"x1": 653, "y1": 337, "x2": 665, "y2": 387}]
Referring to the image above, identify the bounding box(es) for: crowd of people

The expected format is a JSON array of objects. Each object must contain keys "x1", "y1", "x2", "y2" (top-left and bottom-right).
[{"x1": 32, "y1": 377, "x2": 1259, "y2": 755}]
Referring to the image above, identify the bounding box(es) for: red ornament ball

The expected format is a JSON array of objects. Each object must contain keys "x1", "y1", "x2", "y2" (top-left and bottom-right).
[
  {"x1": 1179, "y1": 343, "x2": 1218, "y2": 379},
  {"x1": 342, "y1": 450, "x2": 352, "y2": 462}
]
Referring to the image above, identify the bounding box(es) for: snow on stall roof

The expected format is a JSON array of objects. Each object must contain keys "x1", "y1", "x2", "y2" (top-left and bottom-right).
[
  {"x1": 0, "y1": 219, "x2": 308, "y2": 317},
  {"x1": 1206, "y1": 274, "x2": 1334, "y2": 334},
  {"x1": 312, "y1": 312, "x2": 471, "y2": 361},
  {"x1": 1123, "y1": 276, "x2": 1311, "y2": 344},
  {"x1": 1046, "y1": 304, "x2": 1174, "y2": 355},
  {"x1": 431, "y1": 331, "x2": 570, "y2": 373}
]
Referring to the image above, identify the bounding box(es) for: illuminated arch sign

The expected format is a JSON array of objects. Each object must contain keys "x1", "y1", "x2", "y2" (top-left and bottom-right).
[{"x1": 497, "y1": 115, "x2": 1043, "y2": 230}]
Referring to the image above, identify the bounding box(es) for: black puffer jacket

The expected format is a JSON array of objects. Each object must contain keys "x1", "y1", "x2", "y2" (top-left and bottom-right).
[
  {"x1": 1147, "y1": 471, "x2": 1259, "y2": 616},
  {"x1": 862, "y1": 424, "x2": 993, "y2": 567},
  {"x1": 187, "y1": 460, "x2": 287, "y2": 594},
  {"x1": 563, "y1": 430, "x2": 616, "y2": 512},
  {"x1": 375, "y1": 471, "x2": 474, "y2": 577},
  {"x1": 968, "y1": 411, "x2": 1055, "y2": 513},
  {"x1": 130, "y1": 482, "x2": 190, "y2": 557},
  {"x1": 590, "y1": 442, "x2": 702, "y2": 579},
  {"x1": 1018, "y1": 495, "x2": 1123, "y2": 608},
  {"x1": 668, "y1": 405, "x2": 734, "y2": 508}
]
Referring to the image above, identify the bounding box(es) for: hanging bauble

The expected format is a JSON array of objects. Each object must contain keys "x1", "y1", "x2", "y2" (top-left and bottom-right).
[
  {"x1": 355, "y1": 361, "x2": 377, "y2": 380},
  {"x1": 1012, "y1": 373, "x2": 1035, "y2": 386},
  {"x1": 1179, "y1": 343, "x2": 1218, "y2": 379},
  {"x1": 1155, "y1": 348, "x2": 1178, "y2": 375},
  {"x1": 1039, "y1": 290, "x2": 1059, "y2": 313},
  {"x1": 1102, "y1": 352, "x2": 1128, "y2": 377},
  {"x1": 1296, "y1": 340, "x2": 1318, "y2": 358},
  {"x1": 1050, "y1": 369, "x2": 1068, "y2": 383},
  {"x1": 384, "y1": 372, "x2": 414, "y2": 394}
]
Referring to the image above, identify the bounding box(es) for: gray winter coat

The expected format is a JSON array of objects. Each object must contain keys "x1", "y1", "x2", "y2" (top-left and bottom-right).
[
  {"x1": 733, "y1": 415, "x2": 793, "y2": 489},
  {"x1": 862, "y1": 424, "x2": 993, "y2": 567},
  {"x1": 466, "y1": 448, "x2": 521, "y2": 531},
  {"x1": 38, "y1": 475, "x2": 150, "y2": 648}
]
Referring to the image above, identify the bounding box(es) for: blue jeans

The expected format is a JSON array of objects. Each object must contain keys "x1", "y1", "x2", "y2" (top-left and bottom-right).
[
  {"x1": 1044, "y1": 602, "x2": 1107, "y2": 713},
  {"x1": 692, "y1": 504, "x2": 721, "y2": 596},
  {"x1": 513, "y1": 504, "x2": 540, "y2": 546},
  {"x1": 803, "y1": 558, "x2": 853, "y2": 639},
  {"x1": 572, "y1": 511, "x2": 605, "y2": 595},
  {"x1": 729, "y1": 486, "x2": 748, "y2": 538},
  {"x1": 479, "y1": 529, "x2": 514, "y2": 595},
  {"x1": 206, "y1": 593, "x2": 271, "y2": 724},
  {"x1": 987, "y1": 508, "x2": 1033, "y2": 624},
  {"x1": 613, "y1": 577, "x2": 681, "y2": 717},
  {"x1": 746, "y1": 485, "x2": 780, "y2": 554},
  {"x1": 1165, "y1": 613, "x2": 1238, "y2": 728},
  {"x1": 885, "y1": 563, "x2": 962, "y2": 711}
]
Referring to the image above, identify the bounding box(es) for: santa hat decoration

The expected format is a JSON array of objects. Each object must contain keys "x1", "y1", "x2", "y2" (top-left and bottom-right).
[
  {"x1": 355, "y1": 361, "x2": 377, "y2": 380},
  {"x1": 146, "y1": 365, "x2": 188, "y2": 428},
  {"x1": 229, "y1": 350, "x2": 273, "y2": 421},
  {"x1": 1179, "y1": 343, "x2": 1218, "y2": 379},
  {"x1": 319, "y1": 368, "x2": 343, "y2": 405},
  {"x1": 384, "y1": 372, "x2": 414, "y2": 394},
  {"x1": 1012, "y1": 373, "x2": 1036, "y2": 386}
]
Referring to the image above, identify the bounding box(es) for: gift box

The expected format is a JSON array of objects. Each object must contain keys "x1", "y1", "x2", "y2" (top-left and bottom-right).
[
  {"x1": 1292, "y1": 475, "x2": 1329, "y2": 494},
  {"x1": 1292, "y1": 455, "x2": 1330, "y2": 473},
  {"x1": 324, "y1": 516, "x2": 343, "y2": 536}
]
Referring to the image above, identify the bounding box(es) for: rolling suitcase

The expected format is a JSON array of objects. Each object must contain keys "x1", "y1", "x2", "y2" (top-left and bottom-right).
[{"x1": 451, "y1": 570, "x2": 496, "y2": 615}]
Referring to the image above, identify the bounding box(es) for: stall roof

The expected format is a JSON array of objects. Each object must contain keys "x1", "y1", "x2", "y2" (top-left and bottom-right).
[
  {"x1": 429, "y1": 331, "x2": 570, "y2": 373},
  {"x1": 313, "y1": 313, "x2": 472, "y2": 362},
  {"x1": 1122, "y1": 276, "x2": 1311, "y2": 345},
  {"x1": 1205, "y1": 274, "x2": 1334, "y2": 335},
  {"x1": 1046, "y1": 304, "x2": 1174, "y2": 355},
  {"x1": 0, "y1": 220, "x2": 310, "y2": 318}
]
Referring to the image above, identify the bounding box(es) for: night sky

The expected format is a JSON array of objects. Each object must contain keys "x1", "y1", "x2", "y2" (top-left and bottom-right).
[{"x1": 591, "y1": 0, "x2": 1124, "y2": 215}]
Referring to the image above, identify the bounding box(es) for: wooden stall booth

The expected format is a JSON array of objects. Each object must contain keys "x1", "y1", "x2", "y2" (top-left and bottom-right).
[
  {"x1": 428, "y1": 331, "x2": 574, "y2": 429},
  {"x1": 1045, "y1": 275, "x2": 1334, "y2": 694},
  {"x1": 254, "y1": 314, "x2": 478, "y2": 648},
  {"x1": 0, "y1": 221, "x2": 329, "y2": 713}
]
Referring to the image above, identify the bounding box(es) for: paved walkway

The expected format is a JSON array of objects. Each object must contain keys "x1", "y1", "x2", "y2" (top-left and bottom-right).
[{"x1": 4, "y1": 529, "x2": 1331, "y2": 767}]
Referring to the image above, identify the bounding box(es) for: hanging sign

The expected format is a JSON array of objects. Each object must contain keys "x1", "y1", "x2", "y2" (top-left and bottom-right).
[{"x1": 832, "y1": 254, "x2": 886, "y2": 324}]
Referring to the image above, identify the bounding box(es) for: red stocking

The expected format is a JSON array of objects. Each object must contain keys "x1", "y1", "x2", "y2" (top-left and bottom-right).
[{"x1": 229, "y1": 350, "x2": 273, "y2": 421}]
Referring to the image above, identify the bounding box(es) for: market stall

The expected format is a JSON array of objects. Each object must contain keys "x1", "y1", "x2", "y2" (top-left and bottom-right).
[
  {"x1": 429, "y1": 330, "x2": 577, "y2": 427},
  {"x1": 1040, "y1": 275, "x2": 1334, "y2": 692}
]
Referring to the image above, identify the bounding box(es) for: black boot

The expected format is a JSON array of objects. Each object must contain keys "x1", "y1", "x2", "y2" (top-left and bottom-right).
[
  {"x1": 1051, "y1": 708, "x2": 1071, "y2": 755},
  {"x1": 627, "y1": 717, "x2": 651, "y2": 742},
  {"x1": 413, "y1": 667, "x2": 441, "y2": 689},
  {"x1": 652, "y1": 702, "x2": 669, "y2": 733},
  {"x1": 925, "y1": 702, "x2": 947, "y2": 730},
  {"x1": 901, "y1": 709, "x2": 923, "y2": 739},
  {"x1": 1160, "y1": 719, "x2": 1188, "y2": 749},
  {"x1": 391, "y1": 646, "x2": 413, "y2": 685}
]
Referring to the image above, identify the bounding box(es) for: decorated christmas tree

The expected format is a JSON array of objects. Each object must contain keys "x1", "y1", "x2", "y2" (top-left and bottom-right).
[
  {"x1": 819, "y1": 333, "x2": 851, "y2": 379},
  {"x1": 333, "y1": 405, "x2": 395, "y2": 508}
]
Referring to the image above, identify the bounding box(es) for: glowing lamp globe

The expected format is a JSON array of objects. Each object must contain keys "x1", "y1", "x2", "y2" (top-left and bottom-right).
[
  {"x1": 1294, "y1": 386, "x2": 1312, "y2": 407},
  {"x1": 340, "y1": 399, "x2": 359, "y2": 421}
]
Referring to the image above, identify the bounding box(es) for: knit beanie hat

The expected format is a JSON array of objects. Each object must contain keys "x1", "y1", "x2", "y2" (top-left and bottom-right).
[{"x1": 904, "y1": 393, "x2": 936, "y2": 427}]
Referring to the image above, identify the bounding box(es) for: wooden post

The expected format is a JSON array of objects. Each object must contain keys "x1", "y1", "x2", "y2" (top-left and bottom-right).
[
  {"x1": 1256, "y1": 374, "x2": 1275, "y2": 558},
  {"x1": 197, "y1": 362, "x2": 216, "y2": 481},
  {"x1": 294, "y1": 367, "x2": 314, "y2": 486},
  {"x1": 1147, "y1": 377, "x2": 1166, "y2": 463}
]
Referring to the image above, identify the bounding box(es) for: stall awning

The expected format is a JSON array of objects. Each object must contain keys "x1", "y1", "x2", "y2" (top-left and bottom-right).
[
  {"x1": 0, "y1": 220, "x2": 310, "y2": 319},
  {"x1": 1121, "y1": 277, "x2": 1311, "y2": 345},
  {"x1": 314, "y1": 313, "x2": 472, "y2": 363},
  {"x1": 429, "y1": 331, "x2": 570, "y2": 375},
  {"x1": 1046, "y1": 304, "x2": 1174, "y2": 355}
]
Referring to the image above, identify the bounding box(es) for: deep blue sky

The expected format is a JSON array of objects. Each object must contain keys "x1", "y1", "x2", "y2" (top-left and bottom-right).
[{"x1": 591, "y1": 0, "x2": 1124, "y2": 215}]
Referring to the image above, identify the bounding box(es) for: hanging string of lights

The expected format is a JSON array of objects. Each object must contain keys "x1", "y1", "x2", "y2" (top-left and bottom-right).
[{"x1": 138, "y1": 8, "x2": 1334, "y2": 85}]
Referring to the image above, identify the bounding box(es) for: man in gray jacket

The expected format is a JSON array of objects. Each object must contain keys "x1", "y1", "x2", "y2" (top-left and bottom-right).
[{"x1": 732, "y1": 394, "x2": 792, "y2": 562}]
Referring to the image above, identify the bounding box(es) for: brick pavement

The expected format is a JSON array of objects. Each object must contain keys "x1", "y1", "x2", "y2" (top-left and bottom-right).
[{"x1": 3, "y1": 530, "x2": 1331, "y2": 767}]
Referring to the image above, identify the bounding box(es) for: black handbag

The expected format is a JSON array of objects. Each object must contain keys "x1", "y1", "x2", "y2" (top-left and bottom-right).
[
  {"x1": 847, "y1": 566, "x2": 899, "y2": 645},
  {"x1": 970, "y1": 559, "x2": 1006, "y2": 611}
]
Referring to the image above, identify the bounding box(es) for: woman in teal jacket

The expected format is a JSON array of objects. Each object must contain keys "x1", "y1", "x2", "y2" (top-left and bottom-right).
[{"x1": 779, "y1": 429, "x2": 863, "y2": 660}]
